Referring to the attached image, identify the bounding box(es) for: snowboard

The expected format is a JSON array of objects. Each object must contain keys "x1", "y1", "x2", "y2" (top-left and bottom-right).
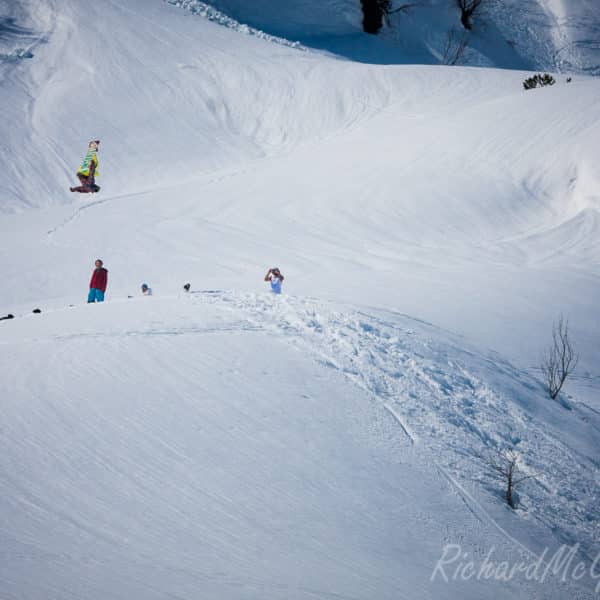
[{"x1": 69, "y1": 185, "x2": 101, "y2": 193}]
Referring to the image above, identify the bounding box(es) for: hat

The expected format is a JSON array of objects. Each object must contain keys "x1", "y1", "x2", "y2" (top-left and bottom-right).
[{"x1": 141, "y1": 283, "x2": 149, "y2": 290}]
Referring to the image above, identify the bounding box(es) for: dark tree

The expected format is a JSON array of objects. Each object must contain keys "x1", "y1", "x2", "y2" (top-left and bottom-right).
[
  {"x1": 361, "y1": 0, "x2": 418, "y2": 34},
  {"x1": 457, "y1": 0, "x2": 483, "y2": 30},
  {"x1": 361, "y1": 0, "x2": 385, "y2": 34}
]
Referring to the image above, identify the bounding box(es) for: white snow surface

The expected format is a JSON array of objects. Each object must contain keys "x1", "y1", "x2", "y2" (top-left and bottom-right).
[
  {"x1": 2, "y1": 293, "x2": 599, "y2": 599},
  {"x1": 0, "y1": 0, "x2": 599, "y2": 598}
]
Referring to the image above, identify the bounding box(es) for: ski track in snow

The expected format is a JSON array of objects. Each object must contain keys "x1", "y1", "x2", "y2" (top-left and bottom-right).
[
  {"x1": 383, "y1": 403, "x2": 416, "y2": 446},
  {"x1": 45, "y1": 190, "x2": 155, "y2": 237},
  {"x1": 435, "y1": 465, "x2": 536, "y2": 558},
  {"x1": 0, "y1": 321, "x2": 264, "y2": 344},
  {"x1": 44, "y1": 160, "x2": 250, "y2": 241}
]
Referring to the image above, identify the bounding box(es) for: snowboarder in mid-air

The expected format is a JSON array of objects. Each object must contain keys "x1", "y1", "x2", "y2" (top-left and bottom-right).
[{"x1": 70, "y1": 140, "x2": 100, "y2": 193}]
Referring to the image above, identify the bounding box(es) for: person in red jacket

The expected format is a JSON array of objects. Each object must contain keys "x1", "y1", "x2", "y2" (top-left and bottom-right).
[{"x1": 88, "y1": 259, "x2": 108, "y2": 303}]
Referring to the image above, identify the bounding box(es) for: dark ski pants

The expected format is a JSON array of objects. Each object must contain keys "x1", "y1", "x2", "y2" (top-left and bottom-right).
[{"x1": 71, "y1": 173, "x2": 96, "y2": 193}]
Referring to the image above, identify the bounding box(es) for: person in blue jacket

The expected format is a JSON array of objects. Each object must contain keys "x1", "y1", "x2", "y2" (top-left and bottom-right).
[{"x1": 264, "y1": 267, "x2": 284, "y2": 295}]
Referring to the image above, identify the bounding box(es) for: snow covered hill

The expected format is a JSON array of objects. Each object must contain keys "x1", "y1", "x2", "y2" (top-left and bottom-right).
[
  {"x1": 2, "y1": 293, "x2": 599, "y2": 599},
  {"x1": 0, "y1": 0, "x2": 599, "y2": 598}
]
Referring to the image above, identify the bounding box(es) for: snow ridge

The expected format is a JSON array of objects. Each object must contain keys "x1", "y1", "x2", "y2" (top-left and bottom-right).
[{"x1": 165, "y1": 0, "x2": 307, "y2": 50}]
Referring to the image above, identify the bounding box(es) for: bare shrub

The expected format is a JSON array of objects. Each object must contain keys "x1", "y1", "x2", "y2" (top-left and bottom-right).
[
  {"x1": 457, "y1": 0, "x2": 484, "y2": 30},
  {"x1": 443, "y1": 27, "x2": 469, "y2": 65},
  {"x1": 485, "y1": 448, "x2": 534, "y2": 509},
  {"x1": 381, "y1": 1, "x2": 419, "y2": 26},
  {"x1": 541, "y1": 315, "x2": 578, "y2": 400}
]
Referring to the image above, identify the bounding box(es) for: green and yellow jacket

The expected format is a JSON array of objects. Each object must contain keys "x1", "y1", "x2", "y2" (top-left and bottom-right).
[{"x1": 77, "y1": 148, "x2": 99, "y2": 177}]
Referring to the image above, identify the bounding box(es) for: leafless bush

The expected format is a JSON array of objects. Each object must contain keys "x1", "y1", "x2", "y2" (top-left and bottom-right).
[
  {"x1": 443, "y1": 27, "x2": 469, "y2": 65},
  {"x1": 381, "y1": 1, "x2": 419, "y2": 26},
  {"x1": 457, "y1": 0, "x2": 484, "y2": 30},
  {"x1": 485, "y1": 448, "x2": 534, "y2": 509},
  {"x1": 541, "y1": 315, "x2": 578, "y2": 400}
]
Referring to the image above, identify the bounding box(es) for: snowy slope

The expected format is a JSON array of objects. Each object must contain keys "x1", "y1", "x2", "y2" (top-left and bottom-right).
[
  {"x1": 1, "y1": 293, "x2": 598, "y2": 599},
  {"x1": 0, "y1": 0, "x2": 599, "y2": 598},
  {"x1": 1, "y1": 0, "x2": 598, "y2": 391}
]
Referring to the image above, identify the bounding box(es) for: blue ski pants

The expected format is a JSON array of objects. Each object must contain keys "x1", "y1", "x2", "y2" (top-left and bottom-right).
[{"x1": 88, "y1": 288, "x2": 105, "y2": 303}]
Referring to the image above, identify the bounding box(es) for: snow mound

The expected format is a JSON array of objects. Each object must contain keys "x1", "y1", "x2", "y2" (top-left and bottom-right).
[{"x1": 1, "y1": 293, "x2": 598, "y2": 599}]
